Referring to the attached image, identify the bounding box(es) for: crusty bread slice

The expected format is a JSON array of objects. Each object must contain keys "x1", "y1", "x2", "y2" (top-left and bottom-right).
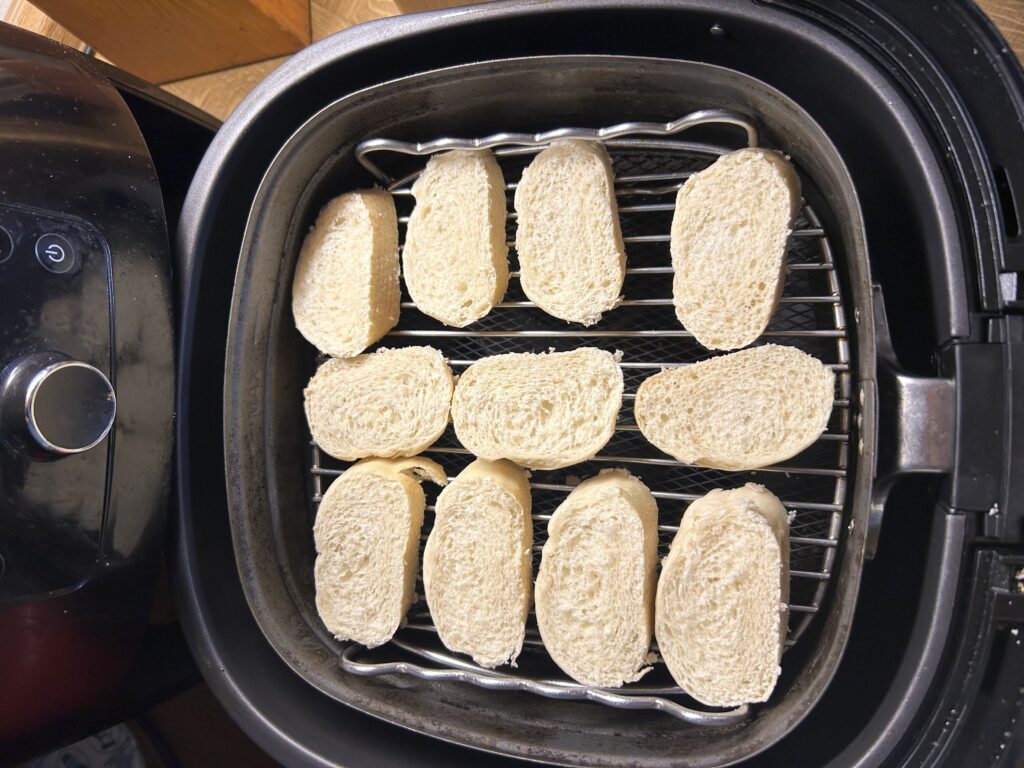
[
  {"x1": 514, "y1": 140, "x2": 626, "y2": 325},
  {"x1": 292, "y1": 189, "x2": 400, "y2": 357},
  {"x1": 402, "y1": 150, "x2": 509, "y2": 327},
  {"x1": 671, "y1": 148, "x2": 800, "y2": 350},
  {"x1": 451, "y1": 348, "x2": 623, "y2": 470},
  {"x1": 423, "y1": 458, "x2": 532, "y2": 668},
  {"x1": 634, "y1": 344, "x2": 834, "y2": 471},
  {"x1": 656, "y1": 484, "x2": 789, "y2": 706},
  {"x1": 313, "y1": 456, "x2": 447, "y2": 648},
  {"x1": 304, "y1": 346, "x2": 454, "y2": 461},
  {"x1": 535, "y1": 469, "x2": 658, "y2": 687}
]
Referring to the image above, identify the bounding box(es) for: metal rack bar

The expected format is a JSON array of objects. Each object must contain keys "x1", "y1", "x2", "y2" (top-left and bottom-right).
[
  {"x1": 340, "y1": 641, "x2": 749, "y2": 726},
  {"x1": 444, "y1": 360, "x2": 852, "y2": 375},
  {"x1": 501, "y1": 263, "x2": 835, "y2": 278},
  {"x1": 422, "y1": 445, "x2": 847, "y2": 477},
  {"x1": 356, "y1": 109, "x2": 759, "y2": 183},
  {"x1": 389, "y1": 328, "x2": 846, "y2": 338},
  {"x1": 401, "y1": 295, "x2": 841, "y2": 308}
]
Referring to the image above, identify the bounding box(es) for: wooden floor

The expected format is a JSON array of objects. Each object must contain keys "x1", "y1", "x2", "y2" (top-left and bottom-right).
[
  {"x1": 160, "y1": 0, "x2": 404, "y2": 118},
  {"x1": 981, "y1": 0, "x2": 1024, "y2": 54},
  {"x1": 2, "y1": 0, "x2": 1023, "y2": 121},
  {"x1": 3, "y1": 0, "x2": 407, "y2": 119}
]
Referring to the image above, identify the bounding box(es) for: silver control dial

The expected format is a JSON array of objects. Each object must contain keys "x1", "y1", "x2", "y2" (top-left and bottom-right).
[{"x1": 2, "y1": 353, "x2": 115, "y2": 456}]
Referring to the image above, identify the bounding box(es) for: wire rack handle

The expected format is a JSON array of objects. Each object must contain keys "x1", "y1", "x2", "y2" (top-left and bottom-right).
[
  {"x1": 355, "y1": 108, "x2": 759, "y2": 185},
  {"x1": 341, "y1": 640, "x2": 750, "y2": 727}
]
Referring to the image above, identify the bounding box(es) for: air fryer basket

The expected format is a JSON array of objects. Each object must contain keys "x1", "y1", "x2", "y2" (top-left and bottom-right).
[{"x1": 224, "y1": 57, "x2": 876, "y2": 767}]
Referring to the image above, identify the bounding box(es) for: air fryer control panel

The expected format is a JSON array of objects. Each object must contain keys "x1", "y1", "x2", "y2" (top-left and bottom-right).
[
  {"x1": 0, "y1": 202, "x2": 114, "y2": 602},
  {"x1": 0, "y1": 29, "x2": 183, "y2": 749}
]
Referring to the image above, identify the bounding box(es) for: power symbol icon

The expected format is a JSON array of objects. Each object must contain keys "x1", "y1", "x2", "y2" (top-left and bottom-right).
[{"x1": 35, "y1": 234, "x2": 75, "y2": 274}]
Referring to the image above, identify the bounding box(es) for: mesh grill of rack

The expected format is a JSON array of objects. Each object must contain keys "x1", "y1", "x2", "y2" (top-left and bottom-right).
[{"x1": 306, "y1": 110, "x2": 852, "y2": 725}]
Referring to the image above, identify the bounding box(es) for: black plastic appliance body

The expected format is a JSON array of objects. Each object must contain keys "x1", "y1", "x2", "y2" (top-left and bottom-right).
[
  {"x1": 0, "y1": 22, "x2": 214, "y2": 761},
  {"x1": 176, "y1": 1, "x2": 1024, "y2": 766},
  {"x1": 2, "y1": 0, "x2": 1023, "y2": 765}
]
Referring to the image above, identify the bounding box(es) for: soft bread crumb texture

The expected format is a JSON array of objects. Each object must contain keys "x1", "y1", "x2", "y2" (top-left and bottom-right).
[
  {"x1": 423, "y1": 458, "x2": 533, "y2": 668},
  {"x1": 304, "y1": 346, "x2": 454, "y2": 461},
  {"x1": 451, "y1": 347, "x2": 623, "y2": 470},
  {"x1": 656, "y1": 484, "x2": 790, "y2": 706},
  {"x1": 292, "y1": 188, "x2": 400, "y2": 357},
  {"x1": 313, "y1": 457, "x2": 447, "y2": 648},
  {"x1": 671, "y1": 148, "x2": 800, "y2": 350},
  {"x1": 634, "y1": 344, "x2": 834, "y2": 471},
  {"x1": 514, "y1": 139, "x2": 626, "y2": 325},
  {"x1": 535, "y1": 469, "x2": 658, "y2": 687},
  {"x1": 403, "y1": 150, "x2": 510, "y2": 327}
]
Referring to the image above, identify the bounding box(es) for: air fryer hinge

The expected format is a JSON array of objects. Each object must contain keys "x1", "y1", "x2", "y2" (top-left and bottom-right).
[
  {"x1": 870, "y1": 288, "x2": 1023, "y2": 556},
  {"x1": 942, "y1": 340, "x2": 1005, "y2": 509},
  {"x1": 935, "y1": 315, "x2": 1024, "y2": 548},
  {"x1": 943, "y1": 316, "x2": 1024, "y2": 546}
]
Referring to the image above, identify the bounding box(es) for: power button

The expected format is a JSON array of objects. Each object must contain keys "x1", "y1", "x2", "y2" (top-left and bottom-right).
[{"x1": 35, "y1": 233, "x2": 75, "y2": 274}]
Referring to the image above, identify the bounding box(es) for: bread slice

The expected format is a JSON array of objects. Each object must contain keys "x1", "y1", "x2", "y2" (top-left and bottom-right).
[
  {"x1": 671, "y1": 148, "x2": 800, "y2": 350},
  {"x1": 634, "y1": 344, "x2": 834, "y2": 471},
  {"x1": 292, "y1": 189, "x2": 400, "y2": 357},
  {"x1": 423, "y1": 459, "x2": 532, "y2": 668},
  {"x1": 656, "y1": 484, "x2": 789, "y2": 706},
  {"x1": 451, "y1": 348, "x2": 623, "y2": 470},
  {"x1": 313, "y1": 456, "x2": 447, "y2": 648},
  {"x1": 514, "y1": 140, "x2": 626, "y2": 325},
  {"x1": 402, "y1": 150, "x2": 509, "y2": 327},
  {"x1": 304, "y1": 346, "x2": 454, "y2": 461},
  {"x1": 535, "y1": 469, "x2": 658, "y2": 687}
]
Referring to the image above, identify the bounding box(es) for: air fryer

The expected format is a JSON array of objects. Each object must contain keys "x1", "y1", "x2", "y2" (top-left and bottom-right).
[{"x1": 0, "y1": 1, "x2": 1021, "y2": 766}]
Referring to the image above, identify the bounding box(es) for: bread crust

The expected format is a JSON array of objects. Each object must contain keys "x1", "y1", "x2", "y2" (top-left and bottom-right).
[
  {"x1": 535, "y1": 469, "x2": 658, "y2": 687},
  {"x1": 423, "y1": 459, "x2": 533, "y2": 668},
  {"x1": 403, "y1": 150, "x2": 509, "y2": 327},
  {"x1": 634, "y1": 344, "x2": 834, "y2": 471},
  {"x1": 304, "y1": 346, "x2": 454, "y2": 461},
  {"x1": 514, "y1": 140, "x2": 626, "y2": 325},
  {"x1": 655, "y1": 484, "x2": 789, "y2": 706},
  {"x1": 293, "y1": 189, "x2": 400, "y2": 357},
  {"x1": 451, "y1": 348, "x2": 623, "y2": 470},
  {"x1": 313, "y1": 457, "x2": 447, "y2": 648},
  {"x1": 670, "y1": 149, "x2": 800, "y2": 350}
]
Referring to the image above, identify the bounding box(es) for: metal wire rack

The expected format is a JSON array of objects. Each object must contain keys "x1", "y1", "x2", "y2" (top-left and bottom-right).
[{"x1": 307, "y1": 110, "x2": 852, "y2": 725}]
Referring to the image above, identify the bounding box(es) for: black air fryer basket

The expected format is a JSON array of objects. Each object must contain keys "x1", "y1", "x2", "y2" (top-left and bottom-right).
[
  {"x1": 224, "y1": 57, "x2": 879, "y2": 767},
  {"x1": 176, "y1": 2, "x2": 1024, "y2": 767}
]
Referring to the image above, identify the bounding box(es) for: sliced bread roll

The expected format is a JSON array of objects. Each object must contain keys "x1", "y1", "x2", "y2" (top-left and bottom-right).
[
  {"x1": 305, "y1": 346, "x2": 454, "y2": 461},
  {"x1": 671, "y1": 148, "x2": 800, "y2": 350},
  {"x1": 514, "y1": 140, "x2": 626, "y2": 325},
  {"x1": 535, "y1": 469, "x2": 658, "y2": 687},
  {"x1": 634, "y1": 344, "x2": 834, "y2": 471},
  {"x1": 402, "y1": 150, "x2": 509, "y2": 327},
  {"x1": 293, "y1": 189, "x2": 400, "y2": 357},
  {"x1": 451, "y1": 348, "x2": 623, "y2": 470},
  {"x1": 656, "y1": 484, "x2": 790, "y2": 706},
  {"x1": 423, "y1": 458, "x2": 532, "y2": 668},
  {"x1": 313, "y1": 456, "x2": 447, "y2": 648}
]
